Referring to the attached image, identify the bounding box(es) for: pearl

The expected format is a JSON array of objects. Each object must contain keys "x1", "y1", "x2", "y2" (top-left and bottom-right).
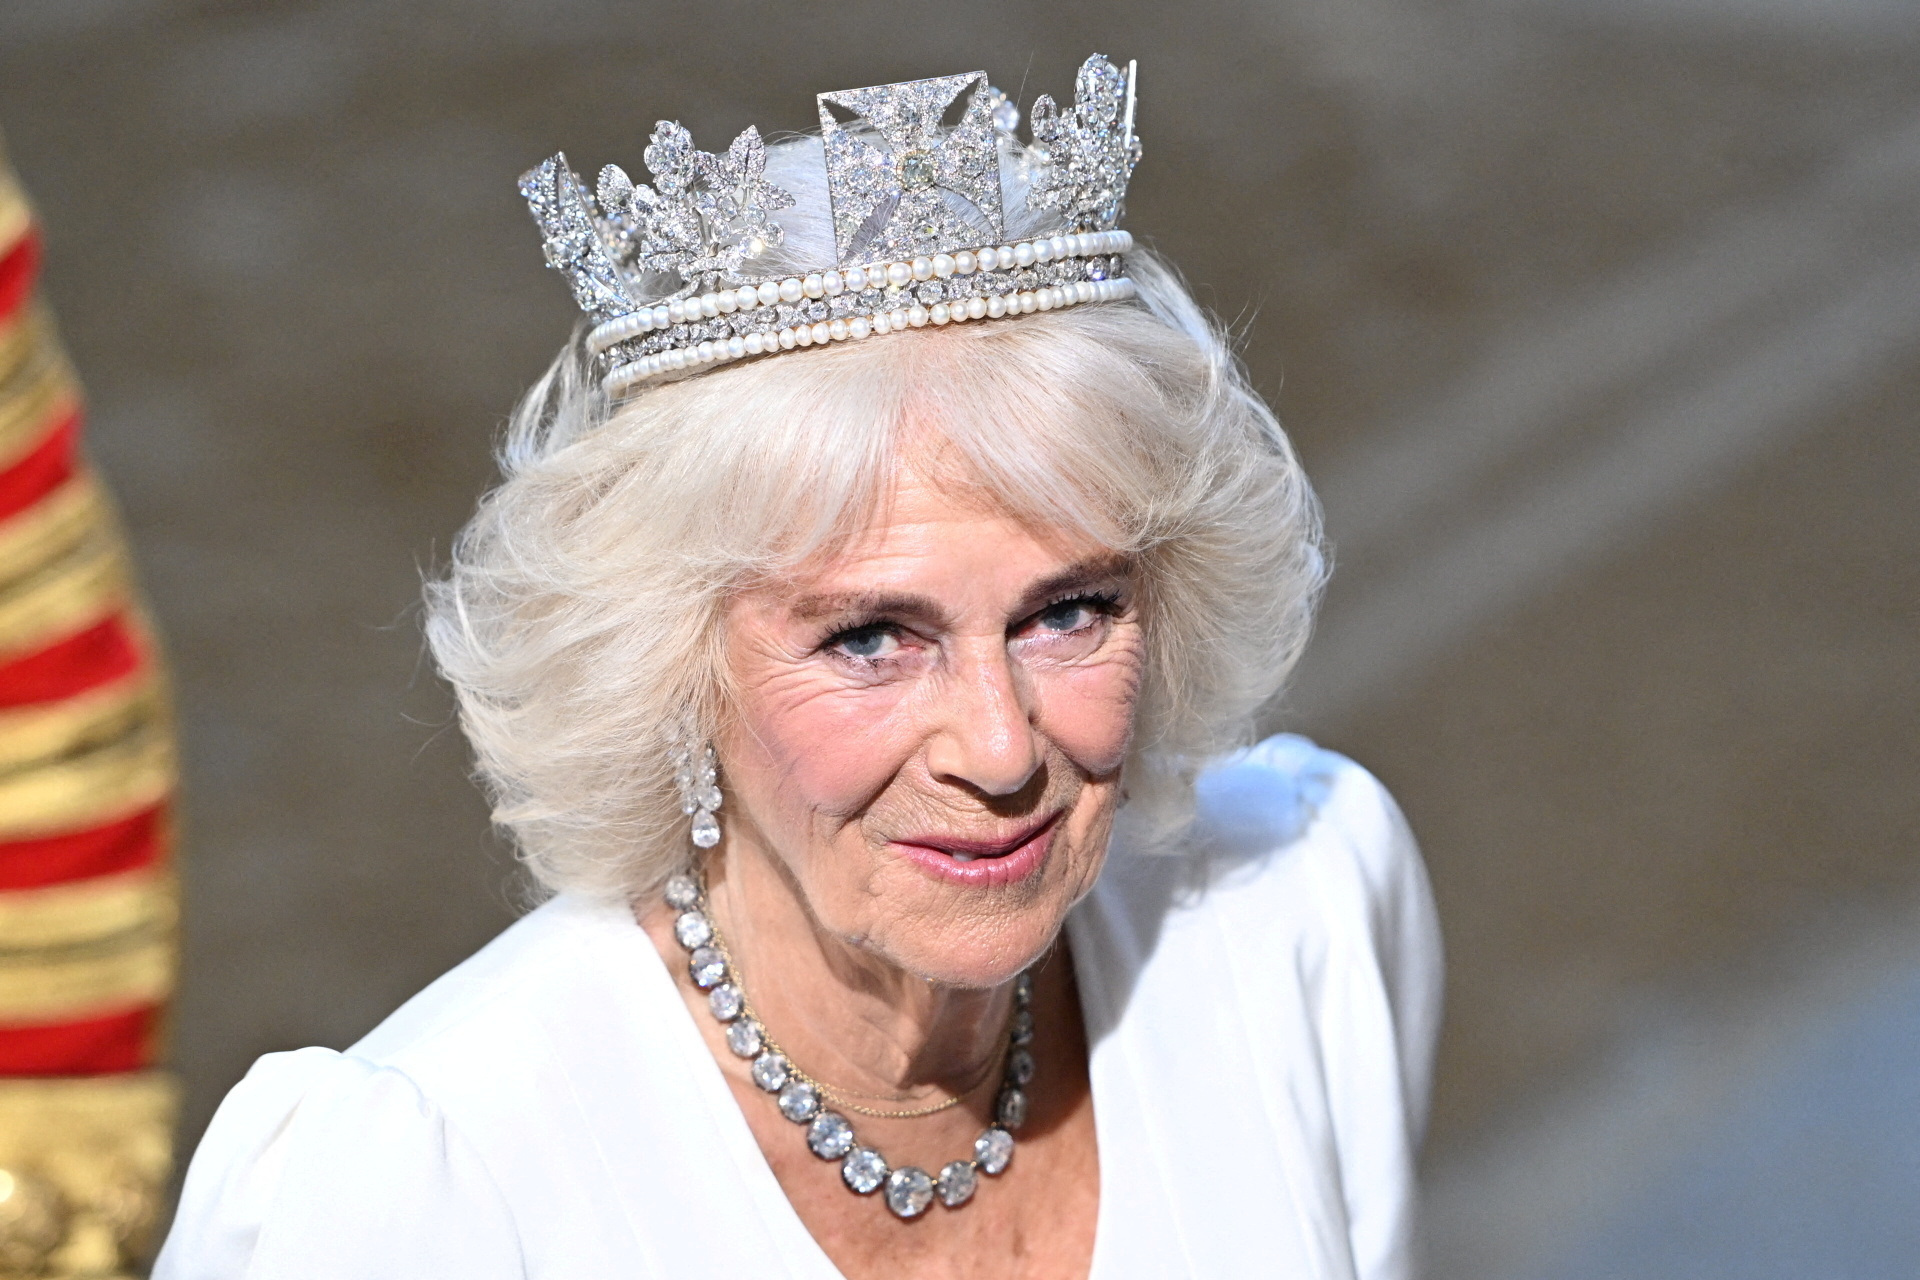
[
  {"x1": 908, "y1": 304, "x2": 930, "y2": 327},
  {"x1": 803, "y1": 274, "x2": 825, "y2": 299},
  {"x1": 736, "y1": 286, "x2": 759, "y2": 312},
  {"x1": 844, "y1": 267, "x2": 867, "y2": 291},
  {"x1": 745, "y1": 333, "x2": 764, "y2": 355},
  {"x1": 812, "y1": 321, "x2": 832, "y2": 345},
  {"x1": 823, "y1": 270, "x2": 844, "y2": 296},
  {"x1": 695, "y1": 340, "x2": 713, "y2": 361},
  {"x1": 1050, "y1": 236, "x2": 1070, "y2": 260},
  {"x1": 727, "y1": 336, "x2": 746, "y2": 359},
  {"x1": 886, "y1": 261, "x2": 913, "y2": 287},
  {"x1": 1036, "y1": 239, "x2": 1056, "y2": 264},
  {"x1": 757, "y1": 282, "x2": 780, "y2": 307},
  {"x1": 647, "y1": 305, "x2": 666, "y2": 330},
  {"x1": 870, "y1": 312, "x2": 890, "y2": 334},
  {"x1": 930, "y1": 302, "x2": 951, "y2": 325},
  {"x1": 1013, "y1": 243, "x2": 1035, "y2": 268},
  {"x1": 849, "y1": 316, "x2": 871, "y2": 339},
  {"x1": 986, "y1": 294, "x2": 1007, "y2": 318},
  {"x1": 700, "y1": 294, "x2": 720, "y2": 319},
  {"x1": 954, "y1": 250, "x2": 976, "y2": 275},
  {"x1": 1034, "y1": 290, "x2": 1052, "y2": 312},
  {"x1": 668, "y1": 300, "x2": 687, "y2": 324},
  {"x1": 794, "y1": 325, "x2": 812, "y2": 347},
  {"x1": 890, "y1": 309, "x2": 909, "y2": 330},
  {"x1": 779, "y1": 277, "x2": 804, "y2": 304},
  {"x1": 668, "y1": 348, "x2": 687, "y2": 369},
  {"x1": 779, "y1": 328, "x2": 798, "y2": 350},
  {"x1": 1019, "y1": 291, "x2": 1038, "y2": 313},
  {"x1": 967, "y1": 296, "x2": 988, "y2": 320},
  {"x1": 716, "y1": 290, "x2": 737, "y2": 315},
  {"x1": 1117, "y1": 231, "x2": 1134, "y2": 253},
  {"x1": 932, "y1": 253, "x2": 956, "y2": 278},
  {"x1": 828, "y1": 318, "x2": 848, "y2": 341},
  {"x1": 912, "y1": 257, "x2": 934, "y2": 281},
  {"x1": 995, "y1": 246, "x2": 1015, "y2": 269}
]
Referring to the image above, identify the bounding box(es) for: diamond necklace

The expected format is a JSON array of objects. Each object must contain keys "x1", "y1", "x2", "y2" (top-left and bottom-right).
[{"x1": 663, "y1": 871, "x2": 1034, "y2": 1218}]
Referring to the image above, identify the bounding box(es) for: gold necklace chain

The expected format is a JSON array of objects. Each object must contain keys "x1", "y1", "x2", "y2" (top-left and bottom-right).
[{"x1": 705, "y1": 908, "x2": 1013, "y2": 1121}]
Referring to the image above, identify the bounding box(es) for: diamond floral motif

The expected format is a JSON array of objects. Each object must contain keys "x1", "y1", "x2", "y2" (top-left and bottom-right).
[{"x1": 1027, "y1": 54, "x2": 1141, "y2": 232}]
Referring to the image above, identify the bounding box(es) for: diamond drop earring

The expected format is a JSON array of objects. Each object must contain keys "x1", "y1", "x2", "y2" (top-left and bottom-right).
[{"x1": 672, "y1": 738, "x2": 723, "y2": 850}]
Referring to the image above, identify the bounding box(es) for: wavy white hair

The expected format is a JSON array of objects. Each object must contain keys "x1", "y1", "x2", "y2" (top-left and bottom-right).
[{"x1": 425, "y1": 136, "x2": 1326, "y2": 903}]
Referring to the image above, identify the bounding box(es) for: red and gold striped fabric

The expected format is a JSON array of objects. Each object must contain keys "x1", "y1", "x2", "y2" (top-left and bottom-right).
[{"x1": 0, "y1": 141, "x2": 178, "y2": 1278}]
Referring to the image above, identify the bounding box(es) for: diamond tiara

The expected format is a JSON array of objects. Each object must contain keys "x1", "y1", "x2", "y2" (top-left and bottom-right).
[{"x1": 519, "y1": 54, "x2": 1142, "y2": 397}]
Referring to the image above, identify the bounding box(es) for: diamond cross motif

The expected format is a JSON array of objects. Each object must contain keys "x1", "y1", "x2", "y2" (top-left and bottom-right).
[{"x1": 817, "y1": 71, "x2": 1005, "y2": 265}]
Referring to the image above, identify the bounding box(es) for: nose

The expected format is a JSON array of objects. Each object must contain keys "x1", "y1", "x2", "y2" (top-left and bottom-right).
[{"x1": 923, "y1": 637, "x2": 1042, "y2": 798}]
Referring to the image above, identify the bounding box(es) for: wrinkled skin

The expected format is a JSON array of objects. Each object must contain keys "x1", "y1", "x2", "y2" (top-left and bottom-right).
[{"x1": 639, "y1": 448, "x2": 1138, "y2": 1278}]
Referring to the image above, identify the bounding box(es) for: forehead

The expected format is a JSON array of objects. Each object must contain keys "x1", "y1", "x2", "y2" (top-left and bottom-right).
[{"x1": 767, "y1": 458, "x2": 1124, "y2": 614}]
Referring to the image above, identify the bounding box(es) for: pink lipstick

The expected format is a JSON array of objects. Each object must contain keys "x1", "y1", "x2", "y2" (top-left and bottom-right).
[{"x1": 889, "y1": 814, "x2": 1060, "y2": 888}]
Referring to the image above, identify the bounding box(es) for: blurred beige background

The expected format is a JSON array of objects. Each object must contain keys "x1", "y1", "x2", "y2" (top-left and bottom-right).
[{"x1": 2, "y1": 1, "x2": 1916, "y2": 1275}]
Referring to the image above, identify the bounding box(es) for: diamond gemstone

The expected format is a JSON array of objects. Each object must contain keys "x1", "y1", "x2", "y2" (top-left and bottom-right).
[
  {"x1": 751, "y1": 1051, "x2": 790, "y2": 1091},
  {"x1": 707, "y1": 983, "x2": 742, "y2": 1021},
  {"x1": 674, "y1": 910, "x2": 712, "y2": 949},
  {"x1": 842, "y1": 1146, "x2": 889, "y2": 1194},
  {"x1": 726, "y1": 1018, "x2": 764, "y2": 1057},
  {"x1": 688, "y1": 947, "x2": 727, "y2": 988},
  {"x1": 997, "y1": 1087, "x2": 1028, "y2": 1129},
  {"x1": 975, "y1": 1126, "x2": 1014, "y2": 1175},
  {"x1": 884, "y1": 1166, "x2": 935, "y2": 1218},
  {"x1": 690, "y1": 809, "x2": 721, "y2": 848},
  {"x1": 808, "y1": 1112, "x2": 855, "y2": 1159},
  {"x1": 1009, "y1": 1008, "x2": 1034, "y2": 1045},
  {"x1": 778, "y1": 1079, "x2": 821, "y2": 1122},
  {"x1": 663, "y1": 874, "x2": 700, "y2": 909},
  {"x1": 1007, "y1": 1047, "x2": 1035, "y2": 1086},
  {"x1": 937, "y1": 1160, "x2": 978, "y2": 1207}
]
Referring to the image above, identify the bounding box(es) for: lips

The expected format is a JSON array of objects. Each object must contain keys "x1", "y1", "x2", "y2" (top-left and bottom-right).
[{"x1": 889, "y1": 814, "x2": 1061, "y2": 888}]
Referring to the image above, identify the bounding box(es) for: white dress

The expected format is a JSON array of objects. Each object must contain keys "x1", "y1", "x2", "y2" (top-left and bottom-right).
[{"x1": 156, "y1": 735, "x2": 1443, "y2": 1280}]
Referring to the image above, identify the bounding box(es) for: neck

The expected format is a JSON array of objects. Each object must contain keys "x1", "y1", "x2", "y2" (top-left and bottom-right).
[{"x1": 698, "y1": 837, "x2": 1017, "y2": 1103}]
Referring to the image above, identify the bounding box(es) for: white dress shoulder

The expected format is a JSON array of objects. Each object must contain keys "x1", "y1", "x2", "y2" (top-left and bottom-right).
[{"x1": 155, "y1": 736, "x2": 1443, "y2": 1280}]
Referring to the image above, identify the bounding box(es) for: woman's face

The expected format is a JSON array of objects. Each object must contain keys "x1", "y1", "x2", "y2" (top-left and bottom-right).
[{"x1": 718, "y1": 453, "x2": 1144, "y2": 988}]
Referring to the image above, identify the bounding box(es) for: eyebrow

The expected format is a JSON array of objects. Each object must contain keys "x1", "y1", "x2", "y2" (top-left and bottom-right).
[{"x1": 787, "y1": 555, "x2": 1133, "y2": 626}]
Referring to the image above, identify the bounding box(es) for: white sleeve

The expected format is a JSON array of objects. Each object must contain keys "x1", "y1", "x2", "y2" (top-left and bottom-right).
[
  {"x1": 154, "y1": 1047, "x2": 526, "y2": 1280},
  {"x1": 1304, "y1": 747, "x2": 1444, "y2": 1280}
]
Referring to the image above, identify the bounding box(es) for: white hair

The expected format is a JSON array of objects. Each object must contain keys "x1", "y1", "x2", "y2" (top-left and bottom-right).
[{"x1": 425, "y1": 135, "x2": 1326, "y2": 903}]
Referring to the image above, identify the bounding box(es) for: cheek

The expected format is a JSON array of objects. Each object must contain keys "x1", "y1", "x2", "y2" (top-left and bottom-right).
[
  {"x1": 1032, "y1": 642, "x2": 1144, "y2": 778},
  {"x1": 729, "y1": 669, "x2": 919, "y2": 827}
]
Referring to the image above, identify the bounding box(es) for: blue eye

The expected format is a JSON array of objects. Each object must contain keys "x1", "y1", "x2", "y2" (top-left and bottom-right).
[
  {"x1": 833, "y1": 626, "x2": 894, "y2": 659},
  {"x1": 1037, "y1": 598, "x2": 1105, "y2": 632}
]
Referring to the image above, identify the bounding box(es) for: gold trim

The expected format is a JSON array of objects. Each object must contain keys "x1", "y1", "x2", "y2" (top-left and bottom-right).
[
  {"x1": 0, "y1": 304, "x2": 49, "y2": 388},
  {"x1": 0, "y1": 524, "x2": 127, "y2": 665},
  {"x1": 0, "y1": 714, "x2": 173, "y2": 841},
  {"x1": 0, "y1": 1073, "x2": 178, "y2": 1277},
  {"x1": 0, "y1": 920, "x2": 172, "y2": 1022},
  {"x1": 0, "y1": 671, "x2": 162, "y2": 775},
  {"x1": 0, "y1": 183, "x2": 29, "y2": 262},
  {"x1": 0, "y1": 353, "x2": 79, "y2": 475},
  {"x1": 0, "y1": 868, "x2": 175, "y2": 953},
  {"x1": 0, "y1": 475, "x2": 108, "y2": 593}
]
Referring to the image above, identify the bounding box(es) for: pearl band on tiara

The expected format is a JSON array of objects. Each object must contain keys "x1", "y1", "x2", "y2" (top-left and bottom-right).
[{"x1": 520, "y1": 55, "x2": 1143, "y2": 398}]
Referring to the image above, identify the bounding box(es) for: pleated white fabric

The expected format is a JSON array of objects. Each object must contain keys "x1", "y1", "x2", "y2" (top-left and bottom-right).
[{"x1": 155, "y1": 735, "x2": 1442, "y2": 1280}]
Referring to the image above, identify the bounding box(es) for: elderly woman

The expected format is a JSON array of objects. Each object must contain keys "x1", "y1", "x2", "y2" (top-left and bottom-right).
[{"x1": 158, "y1": 57, "x2": 1440, "y2": 1280}]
